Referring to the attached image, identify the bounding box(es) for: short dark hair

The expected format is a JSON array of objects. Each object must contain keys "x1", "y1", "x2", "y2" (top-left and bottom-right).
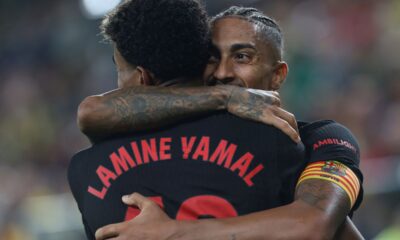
[
  {"x1": 211, "y1": 6, "x2": 283, "y2": 61},
  {"x1": 101, "y1": 0, "x2": 209, "y2": 81}
]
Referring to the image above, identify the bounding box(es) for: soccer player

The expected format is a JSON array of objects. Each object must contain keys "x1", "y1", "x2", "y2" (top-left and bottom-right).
[
  {"x1": 69, "y1": 1, "x2": 304, "y2": 239},
  {"x1": 70, "y1": 1, "x2": 363, "y2": 239}
]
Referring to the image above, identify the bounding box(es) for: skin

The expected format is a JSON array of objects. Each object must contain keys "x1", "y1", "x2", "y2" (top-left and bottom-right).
[
  {"x1": 114, "y1": 49, "x2": 143, "y2": 88},
  {"x1": 96, "y1": 187, "x2": 362, "y2": 240},
  {"x1": 203, "y1": 17, "x2": 288, "y2": 91},
  {"x1": 78, "y1": 16, "x2": 363, "y2": 240},
  {"x1": 79, "y1": 48, "x2": 299, "y2": 143}
]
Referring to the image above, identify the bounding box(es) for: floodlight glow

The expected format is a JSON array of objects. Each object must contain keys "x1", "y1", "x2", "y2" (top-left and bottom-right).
[{"x1": 81, "y1": 0, "x2": 121, "y2": 19}]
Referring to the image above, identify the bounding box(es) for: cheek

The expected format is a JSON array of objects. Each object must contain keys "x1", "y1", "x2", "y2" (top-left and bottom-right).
[
  {"x1": 237, "y1": 67, "x2": 273, "y2": 90},
  {"x1": 233, "y1": 67, "x2": 261, "y2": 88}
]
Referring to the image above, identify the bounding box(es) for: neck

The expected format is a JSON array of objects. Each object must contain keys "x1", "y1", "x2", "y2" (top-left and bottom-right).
[{"x1": 158, "y1": 77, "x2": 203, "y2": 87}]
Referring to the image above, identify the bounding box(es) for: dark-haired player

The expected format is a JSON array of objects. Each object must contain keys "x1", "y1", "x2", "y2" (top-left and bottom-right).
[
  {"x1": 70, "y1": 1, "x2": 363, "y2": 239},
  {"x1": 69, "y1": 1, "x2": 305, "y2": 239}
]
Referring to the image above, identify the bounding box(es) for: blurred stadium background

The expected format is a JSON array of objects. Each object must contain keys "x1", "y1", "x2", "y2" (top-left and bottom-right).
[{"x1": 0, "y1": 0, "x2": 399, "y2": 239}]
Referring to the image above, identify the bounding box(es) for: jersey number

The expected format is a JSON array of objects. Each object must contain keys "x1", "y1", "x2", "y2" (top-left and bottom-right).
[{"x1": 125, "y1": 195, "x2": 238, "y2": 221}]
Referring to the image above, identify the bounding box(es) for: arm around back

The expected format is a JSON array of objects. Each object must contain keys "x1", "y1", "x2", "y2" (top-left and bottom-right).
[{"x1": 78, "y1": 94, "x2": 114, "y2": 142}]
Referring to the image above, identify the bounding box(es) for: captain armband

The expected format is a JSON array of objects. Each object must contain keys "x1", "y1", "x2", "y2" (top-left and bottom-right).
[{"x1": 297, "y1": 161, "x2": 360, "y2": 208}]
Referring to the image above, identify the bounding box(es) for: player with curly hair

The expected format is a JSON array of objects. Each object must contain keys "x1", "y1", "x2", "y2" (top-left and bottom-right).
[{"x1": 69, "y1": 1, "x2": 364, "y2": 239}]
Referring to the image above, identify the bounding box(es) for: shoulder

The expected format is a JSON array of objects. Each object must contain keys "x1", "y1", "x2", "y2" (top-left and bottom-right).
[
  {"x1": 195, "y1": 112, "x2": 278, "y2": 131},
  {"x1": 299, "y1": 120, "x2": 360, "y2": 156},
  {"x1": 68, "y1": 148, "x2": 91, "y2": 174},
  {"x1": 298, "y1": 120, "x2": 364, "y2": 212},
  {"x1": 165, "y1": 111, "x2": 280, "y2": 137},
  {"x1": 298, "y1": 120, "x2": 342, "y2": 138},
  {"x1": 67, "y1": 148, "x2": 92, "y2": 198}
]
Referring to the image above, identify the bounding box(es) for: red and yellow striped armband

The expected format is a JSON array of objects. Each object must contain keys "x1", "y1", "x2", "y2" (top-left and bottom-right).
[{"x1": 297, "y1": 161, "x2": 360, "y2": 207}]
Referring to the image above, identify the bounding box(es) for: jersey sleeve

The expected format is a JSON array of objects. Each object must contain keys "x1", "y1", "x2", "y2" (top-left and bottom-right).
[{"x1": 298, "y1": 120, "x2": 363, "y2": 213}]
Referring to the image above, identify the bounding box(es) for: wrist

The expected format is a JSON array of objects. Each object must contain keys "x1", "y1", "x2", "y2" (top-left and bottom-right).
[
  {"x1": 213, "y1": 85, "x2": 238, "y2": 111},
  {"x1": 169, "y1": 220, "x2": 195, "y2": 240},
  {"x1": 173, "y1": 218, "x2": 233, "y2": 240}
]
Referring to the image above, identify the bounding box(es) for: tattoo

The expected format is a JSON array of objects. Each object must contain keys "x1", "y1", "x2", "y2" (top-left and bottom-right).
[
  {"x1": 230, "y1": 234, "x2": 237, "y2": 240},
  {"x1": 295, "y1": 179, "x2": 330, "y2": 211},
  {"x1": 228, "y1": 89, "x2": 264, "y2": 121},
  {"x1": 96, "y1": 86, "x2": 230, "y2": 139},
  {"x1": 295, "y1": 179, "x2": 351, "y2": 226},
  {"x1": 83, "y1": 85, "x2": 279, "y2": 141},
  {"x1": 111, "y1": 96, "x2": 146, "y2": 129},
  {"x1": 226, "y1": 88, "x2": 279, "y2": 125}
]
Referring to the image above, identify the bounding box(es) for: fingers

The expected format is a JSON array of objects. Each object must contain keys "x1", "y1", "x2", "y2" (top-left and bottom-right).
[
  {"x1": 122, "y1": 192, "x2": 152, "y2": 210},
  {"x1": 269, "y1": 91, "x2": 280, "y2": 98},
  {"x1": 266, "y1": 94, "x2": 281, "y2": 107},
  {"x1": 245, "y1": 89, "x2": 281, "y2": 106},
  {"x1": 255, "y1": 89, "x2": 281, "y2": 107},
  {"x1": 272, "y1": 117, "x2": 300, "y2": 143},
  {"x1": 269, "y1": 106, "x2": 299, "y2": 135},
  {"x1": 266, "y1": 109, "x2": 300, "y2": 143},
  {"x1": 267, "y1": 91, "x2": 281, "y2": 105},
  {"x1": 95, "y1": 223, "x2": 122, "y2": 240}
]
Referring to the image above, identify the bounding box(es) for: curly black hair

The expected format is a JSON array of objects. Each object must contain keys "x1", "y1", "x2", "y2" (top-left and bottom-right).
[
  {"x1": 211, "y1": 6, "x2": 283, "y2": 62},
  {"x1": 101, "y1": 0, "x2": 210, "y2": 81}
]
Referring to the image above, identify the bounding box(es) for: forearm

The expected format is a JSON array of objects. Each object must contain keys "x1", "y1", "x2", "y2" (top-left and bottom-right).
[
  {"x1": 95, "y1": 179, "x2": 359, "y2": 240},
  {"x1": 173, "y1": 180, "x2": 351, "y2": 240},
  {"x1": 176, "y1": 202, "x2": 325, "y2": 240},
  {"x1": 78, "y1": 85, "x2": 233, "y2": 142},
  {"x1": 77, "y1": 86, "x2": 299, "y2": 143}
]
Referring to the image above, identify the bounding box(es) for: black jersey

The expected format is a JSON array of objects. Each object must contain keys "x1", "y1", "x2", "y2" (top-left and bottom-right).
[
  {"x1": 68, "y1": 112, "x2": 305, "y2": 239},
  {"x1": 298, "y1": 120, "x2": 363, "y2": 212}
]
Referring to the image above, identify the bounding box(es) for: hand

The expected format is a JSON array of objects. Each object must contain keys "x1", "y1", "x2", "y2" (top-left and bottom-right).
[
  {"x1": 95, "y1": 193, "x2": 177, "y2": 240},
  {"x1": 227, "y1": 88, "x2": 300, "y2": 142}
]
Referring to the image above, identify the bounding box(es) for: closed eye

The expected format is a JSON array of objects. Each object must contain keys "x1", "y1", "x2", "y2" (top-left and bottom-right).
[{"x1": 208, "y1": 55, "x2": 220, "y2": 64}]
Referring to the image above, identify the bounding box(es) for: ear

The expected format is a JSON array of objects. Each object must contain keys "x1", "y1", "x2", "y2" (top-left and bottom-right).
[
  {"x1": 136, "y1": 66, "x2": 155, "y2": 86},
  {"x1": 270, "y1": 61, "x2": 288, "y2": 90}
]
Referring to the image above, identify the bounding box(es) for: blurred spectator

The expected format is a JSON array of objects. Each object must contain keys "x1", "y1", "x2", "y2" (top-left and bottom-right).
[{"x1": 374, "y1": 204, "x2": 400, "y2": 240}]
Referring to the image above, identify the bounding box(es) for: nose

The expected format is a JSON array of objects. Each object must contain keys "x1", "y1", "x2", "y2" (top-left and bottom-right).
[{"x1": 212, "y1": 60, "x2": 235, "y2": 84}]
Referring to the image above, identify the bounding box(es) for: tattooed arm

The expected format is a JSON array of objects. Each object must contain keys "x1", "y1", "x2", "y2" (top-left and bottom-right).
[
  {"x1": 158, "y1": 180, "x2": 357, "y2": 240},
  {"x1": 95, "y1": 180, "x2": 362, "y2": 240},
  {"x1": 183, "y1": 179, "x2": 360, "y2": 240},
  {"x1": 78, "y1": 85, "x2": 299, "y2": 143},
  {"x1": 78, "y1": 85, "x2": 228, "y2": 142}
]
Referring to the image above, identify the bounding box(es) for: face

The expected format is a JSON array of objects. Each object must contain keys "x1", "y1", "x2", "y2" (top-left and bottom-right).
[
  {"x1": 113, "y1": 47, "x2": 142, "y2": 88},
  {"x1": 203, "y1": 17, "x2": 287, "y2": 90}
]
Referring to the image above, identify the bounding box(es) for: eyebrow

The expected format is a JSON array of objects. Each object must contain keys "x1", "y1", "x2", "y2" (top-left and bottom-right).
[{"x1": 230, "y1": 43, "x2": 256, "y2": 52}]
